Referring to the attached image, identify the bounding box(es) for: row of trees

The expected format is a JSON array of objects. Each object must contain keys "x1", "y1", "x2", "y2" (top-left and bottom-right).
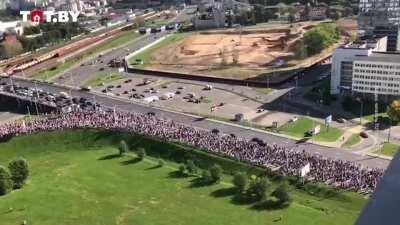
[
  {"x1": 19, "y1": 23, "x2": 86, "y2": 53},
  {"x1": 118, "y1": 139, "x2": 291, "y2": 208},
  {"x1": 233, "y1": 173, "x2": 291, "y2": 207},
  {"x1": 296, "y1": 23, "x2": 340, "y2": 59},
  {"x1": 119, "y1": 140, "x2": 147, "y2": 161},
  {"x1": 0, "y1": 158, "x2": 29, "y2": 196},
  {"x1": 179, "y1": 160, "x2": 223, "y2": 185}
]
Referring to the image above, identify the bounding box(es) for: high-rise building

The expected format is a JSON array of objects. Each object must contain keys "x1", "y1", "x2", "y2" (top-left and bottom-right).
[
  {"x1": 359, "y1": 0, "x2": 400, "y2": 30},
  {"x1": 358, "y1": 0, "x2": 400, "y2": 51}
]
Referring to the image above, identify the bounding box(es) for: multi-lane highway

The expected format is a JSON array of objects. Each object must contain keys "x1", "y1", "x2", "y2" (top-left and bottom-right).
[
  {"x1": 53, "y1": 32, "x2": 170, "y2": 86},
  {"x1": 1, "y1": 77, "x2": 390, "y2": 170}
]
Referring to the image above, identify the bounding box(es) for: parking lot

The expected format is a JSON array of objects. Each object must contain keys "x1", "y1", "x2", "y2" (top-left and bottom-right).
[{"x1": 93, "y1": 77, "x2": 295, "y2": 126}]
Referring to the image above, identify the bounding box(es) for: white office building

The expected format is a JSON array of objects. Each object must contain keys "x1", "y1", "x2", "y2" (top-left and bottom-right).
[
  {"x1": 352, "y1": 55, "x2": 400, "y2": 96},
  {"x1": 330, "y1": 37, "x2": 400, "y2": 97}
]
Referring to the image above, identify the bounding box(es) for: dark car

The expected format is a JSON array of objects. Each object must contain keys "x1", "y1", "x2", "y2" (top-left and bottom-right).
[
  {"x1": 211, "y1": 129, "x2": 220, "y2": 134},
  {"x1": 124, "y1": 79, "x2": 132, "y2": 83},
  {"x1": 360, "y1": 132, "x2": 368, "y2": 138},
  {"x1": 147, "y1": 111, "x2": 156, "y2": 116},
  {"x1": 99, "y1": 68, "x2": 104, "y2": 71}
]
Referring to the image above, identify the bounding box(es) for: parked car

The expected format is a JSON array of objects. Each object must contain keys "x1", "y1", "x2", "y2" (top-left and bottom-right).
[{"x1": 360, "y1": 132, "x2": 368, "y2": 139}]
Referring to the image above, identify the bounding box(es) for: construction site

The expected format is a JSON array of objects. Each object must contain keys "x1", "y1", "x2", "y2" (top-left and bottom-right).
[{"x1": 147, "y1": 21, "x2": 353, "y2": 81}]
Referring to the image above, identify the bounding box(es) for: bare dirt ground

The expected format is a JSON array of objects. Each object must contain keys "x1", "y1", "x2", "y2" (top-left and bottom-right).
[{"x1": 149, "y1": 21, "x2": 333, "y2": 79}]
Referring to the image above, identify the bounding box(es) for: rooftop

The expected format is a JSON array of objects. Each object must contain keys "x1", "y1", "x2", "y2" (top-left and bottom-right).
[{"x1": 354, "y1": 52, "x2": 400, "y2": 63}]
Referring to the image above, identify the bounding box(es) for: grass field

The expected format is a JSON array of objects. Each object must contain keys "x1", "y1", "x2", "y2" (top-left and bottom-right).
[
  {"x1": 33, "y1": 61, "x2": 75, "y2": 81},
  {"x1": 278, "y1": 117, "x2": 343, "y2": 142},
  {"x1": 343, "y1": 134, "x2": 361, "y2": 147},
  {"x1": 0, "y1": 130, "x2": 366, "y2": 225},
  {"x1": 84, "y1": 73, "x2": 125, "y2": 87},
  {"x1": 375, "y1": 142, "x2": 400, "y2": 157},
  {"x1": 128, "y1": 33, "x2": 187, "y2": 69}
]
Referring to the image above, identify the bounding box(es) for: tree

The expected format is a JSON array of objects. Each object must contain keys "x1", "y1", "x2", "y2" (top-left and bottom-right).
[
  {"x1": 233, "y1": 172, "x2": 248, "y2": 193},
  {"x1": 178, "y1": 164, "x2": 187, "y2": 176},
  {"x1": 388, "y1": 100, "x2": 400, "y2": 122},
  {"x1": 186, "y1": 160, "x2": 198, "y2": 175},
  {"x1": 272, "y1": 183, "x2": 291, "y2": 206},
  {"x1": 303, "y1": 23, "x2": 340, "y2": 56},
  {"x1": 8, "y1": 158, "x2": 29, "y2": 189},
  {"x1": 137, "y1": 148, "x2": 146, "y2": 161},
  {"x1": 209, "y1": 164, "x2": 223, "y2": 183},
  {"x1": 295, "y1": 41, "x2": 308, "y2": 59},
  {"x1": 0, "y1": 40, "x2": 23, "y2": 59},
  {"x1": 134, "y1": 16, "x2": 145, "y2": 27},
  {"x1": 0, "y1": 166, "x2": 13, "y2": 195},
  {"x1": 255, "y1": 177, "x2": 271, "y2": 200},
  {"x1": 201, "y1": 170, "x2": 213, "y2": 184},
  {"x1": 118, "y1": 140, "x2": 129, "y2": 156}
]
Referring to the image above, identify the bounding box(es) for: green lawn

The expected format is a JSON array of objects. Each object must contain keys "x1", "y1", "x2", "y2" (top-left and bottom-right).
[
  {"x1": 363, "y1": 112, "x2": 388, "y2": 123},
  {"x1": 278, "y1": 117, "x2": 343, "y2": 142},
  {"x1": 94, "y1": 30, "x2": 140, "y2": 53},
  {"x1": 375, "y1": 142, "x2": 400, "y2": 157},
  {"x1": 128, "y1": 33, "x2": 187, "y2": 69},
  {"x1": 84, "y1": 73, "x2": 125, "y2": 87},
  {"x1": 343, "y1": 134, "x2": 361, "y2": 147},
  {"x1": 33, "y1": 60, "x2": 75, "y2": 81},
  {"x1": 0, "y1": 130, "x2": 365, "y2": 225},
  {"x1": 33, "y1": 30, "x2": 140, "y2": 81}
]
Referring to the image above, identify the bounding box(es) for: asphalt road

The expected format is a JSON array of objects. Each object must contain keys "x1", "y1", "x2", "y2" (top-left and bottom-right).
[
  {"x1": 2, "y1": 77, "x2": 390, "y2": 170},
  {"x1": 53, "y1": 32, "x2": 171, "y2": 86}
]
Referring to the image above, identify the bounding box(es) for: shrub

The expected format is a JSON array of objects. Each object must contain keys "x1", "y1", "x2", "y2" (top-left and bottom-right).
[
  {"x1": 201, "y1": 170, "x2": 213, "y2": 184},
  {"x1": 272, "y1": 183, "x2": 291, "y2": 206},
  {"x1": 178, "y1": 164, "x2": 187, "y2": 176},
  {"x1": 233, "y1": 172, "x2": 248, "y2": 193},
  {"x1": 249, "y1": 176, "x2": 271, "y2": 201},
  {"x1": 157, "y1": 158, "x2": 165, "y2": 167},
  {"x1": 0, "y1": 166, "x2": 13, "y2": 195},
  {"x1": 137, "y1": 148, "x2": 146, "y2": 160},
  {"x1": 118, "y1": 140, "x2": 129, "y2": 156},
  {"x1": 209, "y1": 164, "x2": 223, "y2": 183},
  {"x1": 186, "y1": 160, "x2": 198, "y2": 175},
  {"x1": 8, "y1": 158, "x2": 29, "y2": 189}
]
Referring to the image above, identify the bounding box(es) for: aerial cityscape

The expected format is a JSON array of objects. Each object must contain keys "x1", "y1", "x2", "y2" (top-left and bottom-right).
[{"x1": 0, "y1": 0, "x2": 399, "y2": 224}]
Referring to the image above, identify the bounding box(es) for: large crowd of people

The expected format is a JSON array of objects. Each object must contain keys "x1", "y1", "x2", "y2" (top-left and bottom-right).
[{"x1": 0, "y1": 110, "x2": 383, "y2": 193}]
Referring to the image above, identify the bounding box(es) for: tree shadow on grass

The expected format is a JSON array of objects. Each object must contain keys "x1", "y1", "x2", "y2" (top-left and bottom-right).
[
  {"x1": 210, "y1": 187, "x2": 237, "y2": 198},
  {"x1": 230, "y1": 193, "x2": 259, "y2": 206},
  {"x1": 187, "y1": 177, "x2": 214, "y2": 188},
  {"x1": 145, "y1": 165, "x2": 162, "y2": 170},
  {"x1": 120, "y1": 157, "x2": 142, "y2": 165},
  {"x1": 98, "y1": 153, "x2": 121, "y2": 160},
  {"x1": 167, "y1": 171, "x2": 187, "y2": 179},
  {"x1": 251, "y1": 200, "x2": 290, "y2": 211}
]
